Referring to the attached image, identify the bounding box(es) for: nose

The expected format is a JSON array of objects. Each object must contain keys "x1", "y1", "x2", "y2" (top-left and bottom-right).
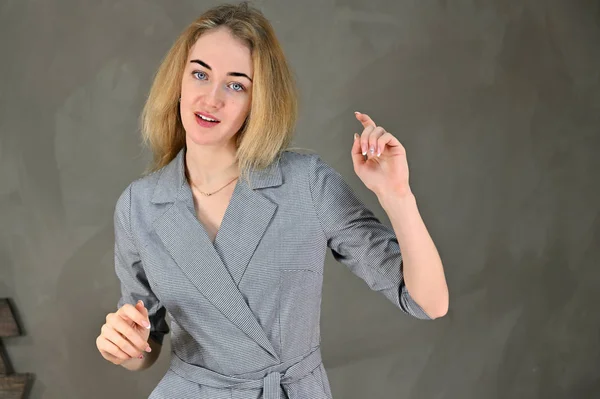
[{"x1": 203, "y1": 84, "x2": 224, "y2": 109}]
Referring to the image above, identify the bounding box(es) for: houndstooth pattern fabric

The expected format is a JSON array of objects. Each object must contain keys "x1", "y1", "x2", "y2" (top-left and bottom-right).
[{"x1": 114, "y1": 147, "x2": 432, "y2": 399}]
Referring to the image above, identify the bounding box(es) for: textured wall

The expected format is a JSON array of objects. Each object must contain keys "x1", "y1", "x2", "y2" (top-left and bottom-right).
[{"x1": 1, "y1": 0, "x2": 599, "y2": 398}]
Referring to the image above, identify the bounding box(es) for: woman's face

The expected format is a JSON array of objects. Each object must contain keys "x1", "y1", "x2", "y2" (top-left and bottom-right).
[{"x1": 180, "y1": 27, "x2": 253, "y2": 148}]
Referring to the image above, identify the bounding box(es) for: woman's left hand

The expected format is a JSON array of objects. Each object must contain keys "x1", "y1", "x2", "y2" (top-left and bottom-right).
[{"x1": 351, "y1": 112, "x2": 412, "y2": 198}]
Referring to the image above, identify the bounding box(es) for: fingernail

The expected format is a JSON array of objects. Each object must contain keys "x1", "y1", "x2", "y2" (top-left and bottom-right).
[
  {"x1": 354, "y1": 133, "x2": 358, "y2": 141},
  {"x1": 138, "y1": 354, "x2": 144, "y2": 359},
  {"x1": 354, "y1": 111, "x2": 360, "y2": 115},
  {"x1": 143, "y1": 320, "x2": 151, "y2": 329},
  {"x1": 145, "y1": 346, "x2": 152, "y2": 353},
  {"x1": 369, "y1": 146, "x2": 374, "y2": 154}
]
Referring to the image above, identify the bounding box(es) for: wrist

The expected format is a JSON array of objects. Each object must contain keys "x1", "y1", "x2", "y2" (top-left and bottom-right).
[{"x1": 376, "y1": 186, "x2": 414, "y2": 208}]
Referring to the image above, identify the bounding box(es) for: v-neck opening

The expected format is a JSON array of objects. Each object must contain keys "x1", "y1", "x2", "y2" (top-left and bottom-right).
[
  {"x1": 180, "y1": 149, "x2": 241, "y2": 250},
  {"x1": 209, "y1": 178, "x2": 240, "y2": 248},
  {"x1": 177, "y1": 179, "x2": 239, "y2": 250}
]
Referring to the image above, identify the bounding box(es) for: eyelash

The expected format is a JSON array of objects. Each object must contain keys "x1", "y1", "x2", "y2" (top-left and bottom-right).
[{"x1": 192, "y1": 71, "x2": 246, "y2": 92}]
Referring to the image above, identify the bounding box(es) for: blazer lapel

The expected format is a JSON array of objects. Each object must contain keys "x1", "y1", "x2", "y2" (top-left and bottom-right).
[
  {"x1": 213, "y1": 160, "x2": 281, "y2": 287},
  {"x1": 150, "y1": 148, "x2": 283, "y2": 360}
]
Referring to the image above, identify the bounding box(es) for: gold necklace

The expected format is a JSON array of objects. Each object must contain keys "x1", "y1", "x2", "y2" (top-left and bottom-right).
[{"x1": 190, "y1": 175, "x2": 239, "y2": 196}]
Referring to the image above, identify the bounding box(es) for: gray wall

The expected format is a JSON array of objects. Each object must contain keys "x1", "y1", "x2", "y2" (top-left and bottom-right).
[{"x1": 2, "y1": 0, "x2": 599, "y2": 398}]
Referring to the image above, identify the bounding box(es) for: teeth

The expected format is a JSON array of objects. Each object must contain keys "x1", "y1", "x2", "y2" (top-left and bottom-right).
[{"x1": 197, "y1": 114, "x2": 218, "y2": 122}]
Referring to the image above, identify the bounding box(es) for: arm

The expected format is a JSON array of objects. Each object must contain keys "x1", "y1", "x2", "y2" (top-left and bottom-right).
[
  {"x1": 113, "y1": 183, "x2": 170, "y2": 370},
  {"x1": 377, "y1": 190, "x2": 449, "y2": 318},
  {"x1": 309, "y1": 154, "x2": 433, "y2": 320}
]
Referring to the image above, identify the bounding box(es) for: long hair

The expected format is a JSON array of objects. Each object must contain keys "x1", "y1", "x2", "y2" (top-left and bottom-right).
[{"x1": 140, "y1": 1, "x2": 303, "y2": 185}]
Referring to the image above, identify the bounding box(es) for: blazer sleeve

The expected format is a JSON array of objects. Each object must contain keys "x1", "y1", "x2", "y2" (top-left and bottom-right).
[
  {"x1": 114, "y1": 183, "x2": 171, "y2": 345},
  {"x1": 308, "y1": 154, "x2": 432, "y2": 320}
]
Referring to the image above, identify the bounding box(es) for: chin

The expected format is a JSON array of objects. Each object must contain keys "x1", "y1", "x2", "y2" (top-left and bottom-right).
[
  {"x1": 185, "y1": 126, "x2": 236, "y2": 148},
  {"x1": 186, "y1": 129, "x2": 215, "y2": 145}
]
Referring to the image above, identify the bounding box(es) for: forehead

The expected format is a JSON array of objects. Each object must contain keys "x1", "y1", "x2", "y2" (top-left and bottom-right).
[{"x1": 188, "y1": 28, "x2": 253, "y2": 73}]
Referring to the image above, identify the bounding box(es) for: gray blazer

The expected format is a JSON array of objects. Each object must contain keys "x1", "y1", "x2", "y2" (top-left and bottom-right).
[{"x1": 114, "y1": 147, "x2": 431, "y2": 399}]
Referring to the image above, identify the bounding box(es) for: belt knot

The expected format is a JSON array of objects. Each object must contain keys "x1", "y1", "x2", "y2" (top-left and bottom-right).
[{"x1": 263, "y1": 371, "x2": 282, "y2": 399}]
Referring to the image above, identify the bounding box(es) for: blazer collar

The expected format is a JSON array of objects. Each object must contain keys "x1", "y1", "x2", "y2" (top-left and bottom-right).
[{"x1": 151, "y1": 147, "x2": 282, "y2": 204}]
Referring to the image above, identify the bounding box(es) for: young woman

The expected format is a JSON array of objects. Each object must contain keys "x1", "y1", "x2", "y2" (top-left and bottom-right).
[{"x1": 95, "y1": 2, "x2": 448, "y2": 398}]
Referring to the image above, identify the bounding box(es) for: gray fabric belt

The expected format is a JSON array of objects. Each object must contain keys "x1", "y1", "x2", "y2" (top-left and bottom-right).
[{"x1": 169, "y1": 346, "x2": 322, "y2": 399}]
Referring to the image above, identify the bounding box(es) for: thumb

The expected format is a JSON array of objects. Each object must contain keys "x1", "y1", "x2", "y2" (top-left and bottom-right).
[
  {"x1": 136, "y1": 300, "x2": 149, "y2": 320},
  {"x1": 351, "y1": 133, "x2": 365, "y2": 168}
]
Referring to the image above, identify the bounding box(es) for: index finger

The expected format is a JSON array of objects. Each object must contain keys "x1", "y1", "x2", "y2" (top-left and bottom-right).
[
  {"x1": 118, "y1": 303, "x2": 151, "y2": 330},
  {"x1": 355, "y1": 111, "x2": 376, "y2": 128}
]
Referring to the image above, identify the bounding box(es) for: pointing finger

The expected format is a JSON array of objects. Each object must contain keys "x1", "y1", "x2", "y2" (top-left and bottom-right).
[{"x1": 355, "y1": 111, "x2": 376, "y2": 128}]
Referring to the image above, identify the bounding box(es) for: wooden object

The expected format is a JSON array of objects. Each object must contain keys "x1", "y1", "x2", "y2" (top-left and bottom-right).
[{"x1": 0, "y1": 299, "x2": 32, "y2": 398}]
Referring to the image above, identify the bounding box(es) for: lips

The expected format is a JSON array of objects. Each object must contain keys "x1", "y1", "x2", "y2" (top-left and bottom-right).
[{"x1": 195, "y1": 111, "x2": 220, "y2": 123}]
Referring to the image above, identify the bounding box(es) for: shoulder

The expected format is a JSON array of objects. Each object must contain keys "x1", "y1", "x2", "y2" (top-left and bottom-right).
[
  {"x1": 278, "y1": 151, "x2": 349, "y2": 201},
  {"x1": 114, "y1": 168, "x2": 162, "y2": 214},
  {"x1": 279, "y1": 150, "x2": 331, "y2": 175},
  {"x1": 279, "y1": 149, "x2": 315, "y2": 167},
  {"x1": 281, "y1": 150, "x2": 343, "y2": 180}
]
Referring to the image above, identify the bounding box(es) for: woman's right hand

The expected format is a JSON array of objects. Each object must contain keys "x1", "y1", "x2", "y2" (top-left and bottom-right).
[{"x1": 96, "y1": 300, "x2": 152, "y2": 365}]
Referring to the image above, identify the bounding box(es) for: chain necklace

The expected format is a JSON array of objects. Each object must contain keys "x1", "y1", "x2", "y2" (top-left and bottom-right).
[{"x1": 190, "y1": 175, "x2": 239, "y2": 196}]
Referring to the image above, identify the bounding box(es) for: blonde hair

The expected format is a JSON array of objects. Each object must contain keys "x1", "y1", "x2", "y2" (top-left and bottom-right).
[{"x1": 140, "y1": 1, "x2": 310, "y2": 185}]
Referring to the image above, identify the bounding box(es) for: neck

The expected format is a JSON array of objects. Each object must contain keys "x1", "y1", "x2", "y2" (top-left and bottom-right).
[{"x1": 184, "y1": 138, "x2": 239, "y2": 187}]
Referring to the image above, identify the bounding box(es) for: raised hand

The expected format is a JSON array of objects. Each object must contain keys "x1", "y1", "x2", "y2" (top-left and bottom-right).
[{"x1": 351, "y1": 111, "x2": 412, "y2": 198}]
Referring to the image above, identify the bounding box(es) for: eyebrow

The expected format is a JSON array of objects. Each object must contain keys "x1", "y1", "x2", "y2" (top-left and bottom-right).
[{"x1": 190, "y1": 59, "x2": 252, "y2": 82}]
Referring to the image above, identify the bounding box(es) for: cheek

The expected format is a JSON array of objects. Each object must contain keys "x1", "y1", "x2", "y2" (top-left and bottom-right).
[{"x1": 228, "y1": 98, "x2": 251, "y2": 118}]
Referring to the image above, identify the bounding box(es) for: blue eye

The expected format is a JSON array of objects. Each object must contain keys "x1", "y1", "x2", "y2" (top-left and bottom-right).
[
  {"x1": 193, "y1": 71, "x2": 207, "y2": 80},
  {"x1": 230, "y1": 83, "x2": 244, "y2": 92},
  {"x1": 192, "y1": 71, "x2": 245, "y2": 92}
]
